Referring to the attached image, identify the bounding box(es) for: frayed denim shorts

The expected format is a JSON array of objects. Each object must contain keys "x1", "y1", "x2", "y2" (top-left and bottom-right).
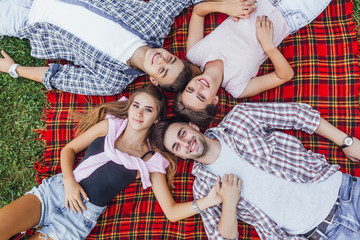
[
  {"x1": 268, "y1": 0, "x2": 331, "y2": 34},
  {"x1": 26, "y1": 174, "x2": 106, "y2": 240}
]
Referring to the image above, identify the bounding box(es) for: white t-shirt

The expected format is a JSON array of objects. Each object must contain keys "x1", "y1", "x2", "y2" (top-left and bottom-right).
[
  {"x1": 29, "y1": 0, "x2": 147, "y2": 63},
  {"x1": 205, "y1": 137, "x2": 342, "y2": 234},
  {"x1": 186, "y1": 0, "x2": 290, "y2": 98}
]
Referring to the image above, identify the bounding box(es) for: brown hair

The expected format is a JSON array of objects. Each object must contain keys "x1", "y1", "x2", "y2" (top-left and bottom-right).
[
  {"x1": 172, "y1": 91, "x2": 217, "y2": 127},
  {"x1": 149, "y1": 118, "x2": 186, "y2": 154},
  {"x1": 72, "y1": 85, "x2": 178, "y2": 188},
  {"x1": 160, "y1": 60, "x2": 201, "y2": 92}
]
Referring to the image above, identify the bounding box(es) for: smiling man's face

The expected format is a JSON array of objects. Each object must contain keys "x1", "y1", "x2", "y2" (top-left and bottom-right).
[
  {"x1": 163, "y1": 122, "x2": 208, "y2": 159},
  {"x1": 143, "y1": 48, "x2": 185, "y2": 88}
]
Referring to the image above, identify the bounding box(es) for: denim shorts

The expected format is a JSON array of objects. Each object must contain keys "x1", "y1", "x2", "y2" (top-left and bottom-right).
[
  {"x1": 0, "y1": 0, "x2": 33, "y2": 37},
  {"x1": 313, "y1": 173, "x2": 360, "y2": 240},
  {"x1": 268, "y1": 0, "x2": 331, "y2": 34},
  {"x1": 26, "y1": 174, "x2": 106, "y2": 240}
]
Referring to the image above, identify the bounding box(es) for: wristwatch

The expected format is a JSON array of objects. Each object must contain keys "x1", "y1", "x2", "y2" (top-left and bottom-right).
[
  {"x1": 8, "y1": 63, "x2": 20, "y2": 78},
  {"x1": 340, "y1": 136, "x2": 353, "y2": 148}
]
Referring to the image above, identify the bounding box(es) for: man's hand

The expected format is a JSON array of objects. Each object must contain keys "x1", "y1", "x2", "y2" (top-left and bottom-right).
[
  {"x1": 256, "y1": 16, "x2": 275, "y2": 53},
  {"x1": 216, "y1": 174, "x2": 241, "y2": 239},
  {"x1": 0, "y1": 50, "x2": 15, "y2": 74},
  {"x1": 63, "y1": 177, "x2": 89, "y2": 213},
  {"x1": 343, "y1": 137, "x2": 360, "y2": 163},
  {"x1": 220, "y1": 0, "x2": 257, "y2": 21},
  {"x1": 216, "y1": 174, "x2": 242, "y2": 206}
]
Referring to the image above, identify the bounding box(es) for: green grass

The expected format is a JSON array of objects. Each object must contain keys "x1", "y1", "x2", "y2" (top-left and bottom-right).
[
  {"x1": 355, "y1": 0, "x2": 360, "y2": 24},
  {"x1": 0, "y1": 37, "x2": 46, "y2": 207}
]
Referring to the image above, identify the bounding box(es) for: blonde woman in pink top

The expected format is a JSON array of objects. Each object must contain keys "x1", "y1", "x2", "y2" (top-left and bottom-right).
[{"x1": 174, "y1": 0, "x2": 331, "y2": 126}]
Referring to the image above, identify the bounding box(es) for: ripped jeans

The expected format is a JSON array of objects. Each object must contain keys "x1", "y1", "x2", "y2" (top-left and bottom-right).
[
  {"x1": 316, "y1": 174, "x2": 360, "y2": 240},
  {"x1": 268, "y1": 0, "x2": 331, "y2": 34}
]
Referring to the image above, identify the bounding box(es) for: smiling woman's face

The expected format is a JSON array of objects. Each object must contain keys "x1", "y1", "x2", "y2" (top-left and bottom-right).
[
  {"x1": 180, "y1": 73, "x2": 219, "y2": 110},
  {"x1": 127, "y1": 93, "x2": 159, "y2": 131}
]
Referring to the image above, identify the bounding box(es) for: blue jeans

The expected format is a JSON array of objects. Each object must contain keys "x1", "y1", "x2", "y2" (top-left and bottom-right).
[
  {"x1": 315, "y1": 174, "x2": 360, "y2": 240},
  {"x1": 268, "y1": 0, "x2": 331, "y2": 34},
  {"x1": 26, "y1": 174, "x2": 106, "y2": 240},
  {"x1": 0, "y1": 0, "x2": 33, "y2": 37}
]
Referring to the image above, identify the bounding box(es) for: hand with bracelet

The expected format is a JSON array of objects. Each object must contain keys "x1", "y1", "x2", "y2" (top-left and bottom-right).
[
  {"x1": 193, "y1": 176, "x2": 223, "y2": 214},
  {"x1": 0, "y1": 50, "x2": 18, "y2": 78}
]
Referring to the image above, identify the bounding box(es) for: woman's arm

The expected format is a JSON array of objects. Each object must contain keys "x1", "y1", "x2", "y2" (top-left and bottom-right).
[
  {"x1": 60, "y1": 120, "x2": 109, "y2": 213},
  {"x1": 187, "y1": 1, "x2": 256, "y2": 52},
  {"x1": 238, "y1": 16, "x2": 294, "y2": 98},
  {"x1": 150, "y1": 172, "x2": 222, "y2": 222}
]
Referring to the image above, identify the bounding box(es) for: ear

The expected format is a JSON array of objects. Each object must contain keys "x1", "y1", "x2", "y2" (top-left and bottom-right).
[
  {"x1": 149, "y1": 77, "x2": 159, "y2": 86},
  {"x1": 212, "y1": 96, "x2": 219, "y2": 105},
  {"x1": 188, "y1": 122, "x2": 200, "y2": 131}
]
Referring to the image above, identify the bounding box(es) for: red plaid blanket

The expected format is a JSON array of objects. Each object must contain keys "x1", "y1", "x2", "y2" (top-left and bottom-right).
[{"x1": 33, "y1": 0, "x2": 359, "y2": 239}]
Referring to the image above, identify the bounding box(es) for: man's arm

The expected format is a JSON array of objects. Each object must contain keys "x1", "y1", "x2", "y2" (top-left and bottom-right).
[
  {"x1": 315, "y1": 118, "x2": 360, "y2": 162},
  {"x1": 0, "y1": 50, "x2": 48, "y2": 83},
  {"x1": 193, "y1": 172, "x2": 241, "y2": 240},
  {"x1": 216, "y1": 174, "x2": 242, "y2": 239},
  {"x1": 0, "y1": 50, "x2": 135, "y2": 95},
  {"x1": 227, "y1": 103, "x2": 360, "y2": 162}
]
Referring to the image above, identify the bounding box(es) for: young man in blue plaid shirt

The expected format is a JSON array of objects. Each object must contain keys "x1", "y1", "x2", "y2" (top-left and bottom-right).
[
  {"x1": 0, "y1": 0, "x2": 256, "y2": 96},
  {"x1": 152, "y1": 102, "x2": 360, "y2": 240}
]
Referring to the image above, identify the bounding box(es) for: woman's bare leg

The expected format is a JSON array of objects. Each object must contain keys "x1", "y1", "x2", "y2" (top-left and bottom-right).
[{"x1": 0, "y1": 194, "x2": 41, "y2": 240}]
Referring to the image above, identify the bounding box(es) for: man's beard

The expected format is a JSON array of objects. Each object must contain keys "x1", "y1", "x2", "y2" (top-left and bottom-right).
[{"x1": 193, "y1": 135, "x2": 207, "y2": 159}]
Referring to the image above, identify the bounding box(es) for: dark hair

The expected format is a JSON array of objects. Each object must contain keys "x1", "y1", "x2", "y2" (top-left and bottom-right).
[
  {"x1": 172, "y1": 91, "x2": 217, "y2": 126},
  {"x1": 160, "y1": 60, "x2": 201, "y2": 92},
  {"x1": 149, "y1": 118, "x2": 187, "y2": 153}
]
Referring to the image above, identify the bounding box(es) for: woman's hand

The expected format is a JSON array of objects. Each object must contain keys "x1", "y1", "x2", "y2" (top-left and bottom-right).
[
  {"x1": 205, "y1": 176, "x2": 223, "y2": 206},
  {"x1": 256, "y1": 16, "x2": 275, "y2": 53},
  {"x1": 0, "y1": 50, "x2": 15, "y2": 74},
  {"x1": 63, "y1": 177, "x2": 89, "y2": 213},
  {"x1": 220, "y1": 0, "x2": 257, "y2": 21}
]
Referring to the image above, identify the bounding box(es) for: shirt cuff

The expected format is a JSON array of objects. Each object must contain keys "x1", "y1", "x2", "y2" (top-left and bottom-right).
[
  {"x1": 193, "y1": 0, "x2": 204, "y2": 4},
  {"x1": 300, "y1": 104, "x2": 321, "y2": 134},
  {"x1": 42, "y1": 63, "x2": 61, "y2": 90}
]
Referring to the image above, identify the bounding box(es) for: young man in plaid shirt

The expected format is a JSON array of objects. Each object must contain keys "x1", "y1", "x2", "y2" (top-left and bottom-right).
[
  {"x1": 152, "y1": 102, "x2": 360, "y2": 239},
  {"x1": 0, "y1": 0, "x2": 256, "y2": 95}
]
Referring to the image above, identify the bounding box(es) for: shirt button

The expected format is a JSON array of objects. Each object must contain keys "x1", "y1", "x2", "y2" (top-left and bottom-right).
[{"x1": 353, "y1": 177, "x2": 357, "y2": 182}]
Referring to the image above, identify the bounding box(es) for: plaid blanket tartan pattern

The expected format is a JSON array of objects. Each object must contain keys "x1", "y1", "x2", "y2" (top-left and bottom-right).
[{"x1": 33, "y1": 0, "x2": 359, "y2": 239}]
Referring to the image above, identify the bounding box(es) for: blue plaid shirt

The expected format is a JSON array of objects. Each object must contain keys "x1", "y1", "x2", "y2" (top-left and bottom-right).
[
  {"x1": 192, "y1": 102, "x2": 339, "y2": 240},
  {"x1": 17, "y1": 0, "x2": 202, "y2": 95}
]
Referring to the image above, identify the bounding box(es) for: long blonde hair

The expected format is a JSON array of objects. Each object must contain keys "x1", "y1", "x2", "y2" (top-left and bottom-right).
[{"x1": 72, "y1": 85, "x2": 178, "y2": 188}]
